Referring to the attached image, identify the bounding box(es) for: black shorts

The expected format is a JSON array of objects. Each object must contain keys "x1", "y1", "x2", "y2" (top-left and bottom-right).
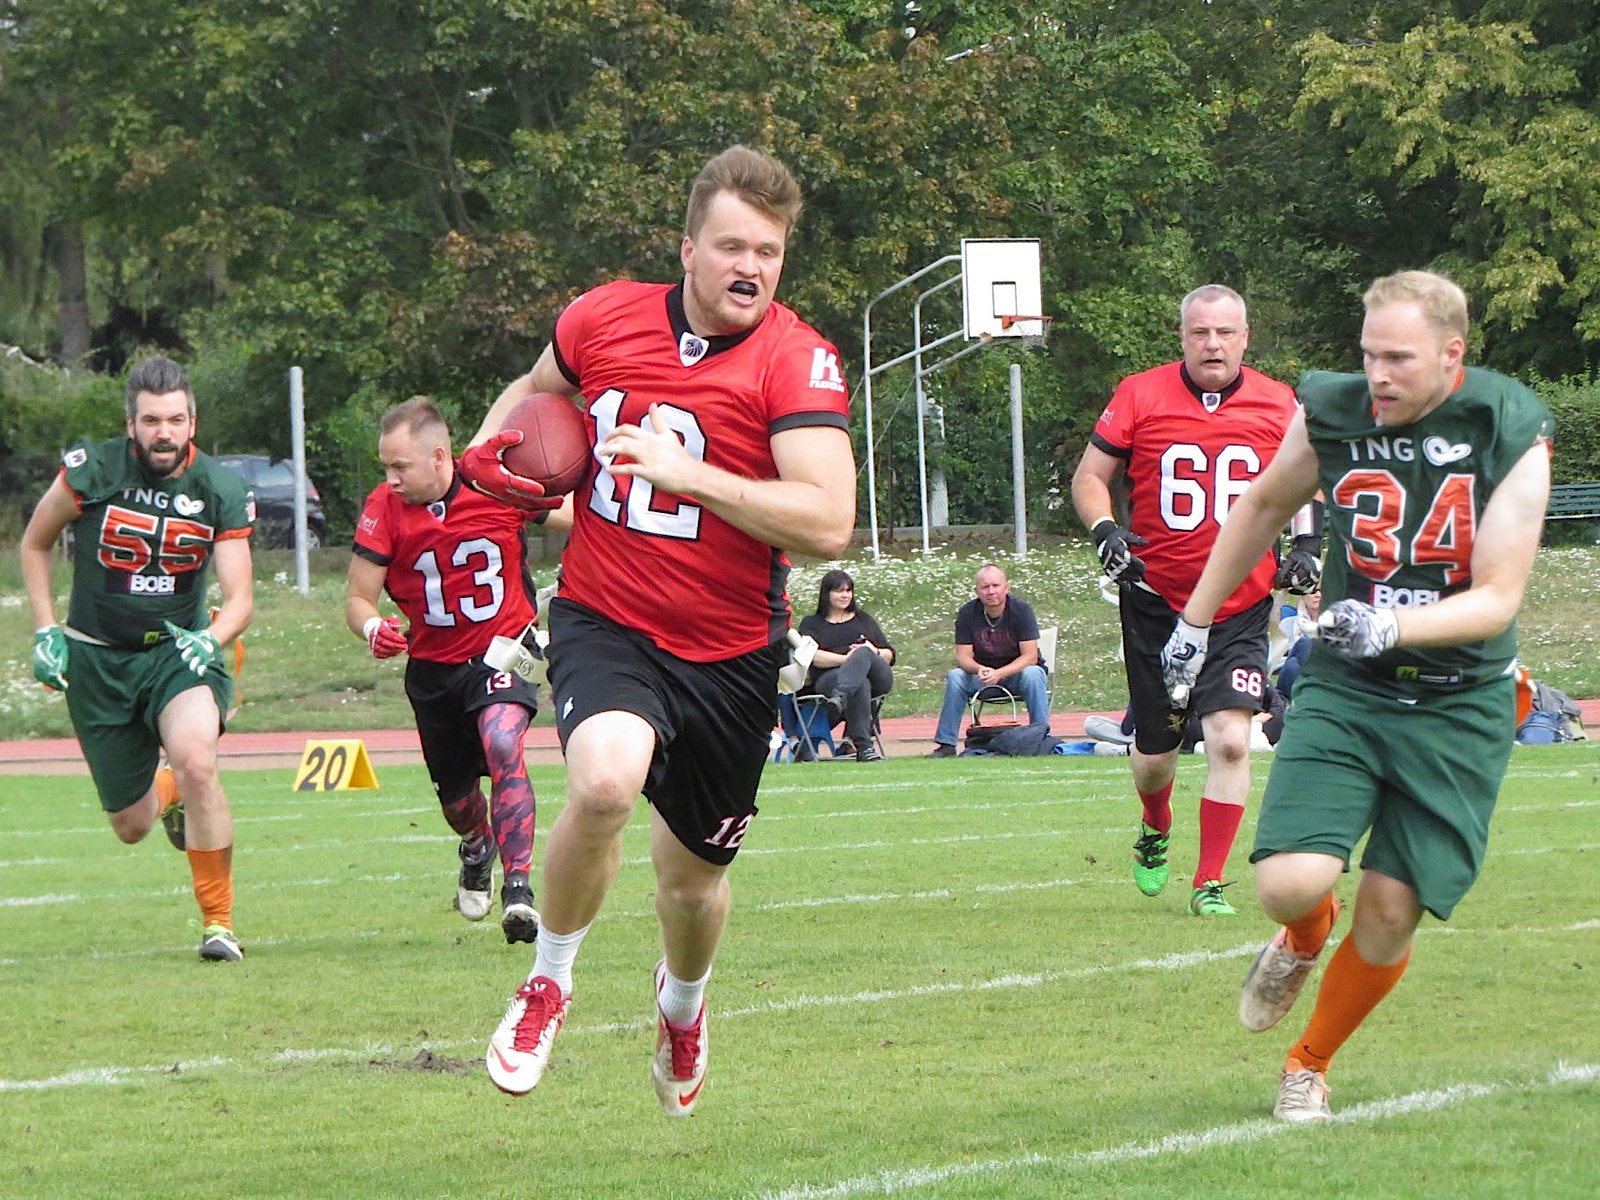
[
  {"x1": 1120, "y1": 586, "x2": 1271, "y2": 756},
  {"x1": 404, "y1": 655, "x2": 540, "y2": 801},
  {"x1": 545, "y1": 597, "x2": 781, "y2": 867}
]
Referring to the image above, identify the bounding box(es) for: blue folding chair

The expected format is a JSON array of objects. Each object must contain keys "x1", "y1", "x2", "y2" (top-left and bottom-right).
[
  {"x1": 775, "y1": 692, "x2": 889, "y2": 762},
  {"x1": 774, "y1": 692, "x2": 839, "y2": 762}
]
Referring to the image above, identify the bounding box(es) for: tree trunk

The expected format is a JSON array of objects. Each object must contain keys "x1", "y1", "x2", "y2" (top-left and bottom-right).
[{"x1": 51, "y1": 221, "x2": 91, "y2": 366}]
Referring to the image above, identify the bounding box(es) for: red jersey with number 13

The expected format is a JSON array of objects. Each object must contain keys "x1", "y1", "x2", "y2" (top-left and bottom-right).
[
  {"x1": 552, "y1": 280, "x2": 850, "y2": 661},
  {"x1": 353, "y1": 478, "x2": 538, "y2": 663},
  {"x1": 1091, "y1": 361, "x2": 1297, "y2": 618}
]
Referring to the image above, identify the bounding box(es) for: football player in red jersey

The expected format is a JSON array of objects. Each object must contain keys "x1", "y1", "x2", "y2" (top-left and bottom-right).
[
  {"x1": 465, "y1": 146, "x2": 855, "y2": 1113},
  {"x1": 346, "y1": 397, "x2": 564, "y2": 945},
  {"x1": 1072, "y1": 285, "x2": 1318, "y2": 918}
]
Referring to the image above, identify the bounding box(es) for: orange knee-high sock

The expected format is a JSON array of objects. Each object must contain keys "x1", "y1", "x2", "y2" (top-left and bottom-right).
[
  {"x1": 186, "y1": 846, "x2": 234, "y2": 929},
  {"x1": 1284, "y1": 892, "x2": 1338, "y2": 958},
  {"x1": 154, "y1": 767, "x2": 180, "y2": 816},
  {"x1": 1288, "y1": 935, "x2": 1409, "y2": 1074}
]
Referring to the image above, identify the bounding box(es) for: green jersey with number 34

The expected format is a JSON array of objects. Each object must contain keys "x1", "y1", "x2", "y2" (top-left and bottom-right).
[
  {"x1": 1301, "y1": 367, "x2": 1554, "y2": 696},
  {"x1": 60, "y1": 437, "x2": 254, "y2": 646}
]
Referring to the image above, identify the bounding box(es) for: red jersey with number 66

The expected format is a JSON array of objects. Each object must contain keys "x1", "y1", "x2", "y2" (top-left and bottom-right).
[
  {"x1": 551, "y1": 280, "x2": 850, "y2": 662},
  {"x1": 352, "y1": 476, "x2": 538, "y2": 663},
  {"x1": 1090, "y1": 361, "x2": 1297, "y2": 619}
]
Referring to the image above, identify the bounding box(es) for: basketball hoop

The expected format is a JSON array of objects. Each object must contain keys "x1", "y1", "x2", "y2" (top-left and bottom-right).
[{"x1": 992, "y1": 314, "x2": 1053, "y2": 349}]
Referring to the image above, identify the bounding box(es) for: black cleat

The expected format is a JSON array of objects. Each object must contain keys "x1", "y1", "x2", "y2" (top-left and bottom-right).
[{"x1": 501, "y1": 873, "x2": 539, "y2": 944}]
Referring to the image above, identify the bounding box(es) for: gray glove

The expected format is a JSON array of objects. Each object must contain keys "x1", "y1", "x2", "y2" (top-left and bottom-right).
[
  {"x1": 1160, "y1": 618, "x2": 1211, "y2": 708},
  {"x1": 1316, "y1": 600, "x2": 1399, "y2": 659}
]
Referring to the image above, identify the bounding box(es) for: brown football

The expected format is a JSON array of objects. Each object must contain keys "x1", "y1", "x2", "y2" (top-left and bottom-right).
[{"x1": 499, "y1": 392, "x2": 590, "y2": 496}]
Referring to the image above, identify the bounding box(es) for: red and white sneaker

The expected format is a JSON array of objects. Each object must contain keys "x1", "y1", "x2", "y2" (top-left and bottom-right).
[
  {"x1": 652, "y1": 959, "x2": 708, "y2": 1117},
  {"x1": 485, "y1": 975, "x2": 568, "y2": 1095}
]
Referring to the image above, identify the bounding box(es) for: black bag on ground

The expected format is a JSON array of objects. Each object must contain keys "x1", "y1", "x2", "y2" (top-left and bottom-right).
[{"x1": 982, "y1": 724, "x2": 1063, "y2": 756}]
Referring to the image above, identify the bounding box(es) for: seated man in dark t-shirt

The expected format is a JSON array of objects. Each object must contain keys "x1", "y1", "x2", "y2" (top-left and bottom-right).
[{"x1": 927, "y1": 563, "x2": 1049, "y2": 757}]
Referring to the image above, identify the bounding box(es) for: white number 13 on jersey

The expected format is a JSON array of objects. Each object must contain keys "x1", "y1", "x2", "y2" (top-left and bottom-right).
[{"x1": 587, "y1": 388, "x2": 706, "y2": 540}]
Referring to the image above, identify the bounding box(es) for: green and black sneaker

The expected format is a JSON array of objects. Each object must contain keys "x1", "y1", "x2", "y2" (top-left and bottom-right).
[
  {"x1": 1132, "y1": 823, "x2": 1170, "y2": 897},
  {"x1": 1189, "y1": 879, "x2": 1238, "y2": 917}
]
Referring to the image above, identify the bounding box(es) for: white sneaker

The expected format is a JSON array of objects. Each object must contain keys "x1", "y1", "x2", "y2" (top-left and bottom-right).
[
  {"x1": 1239, "y1": 898, "x2": 1339, "y2": 1032},
  {"x1": 651, "y1": 960, "x2": 708, "y2": 1117},
  {"x1": 1274, "y1": 1062, "x2": 1332, "y2": 1122},
  {"x1": 485, "y1": 975, "x2": 568, "y2": 1095}
]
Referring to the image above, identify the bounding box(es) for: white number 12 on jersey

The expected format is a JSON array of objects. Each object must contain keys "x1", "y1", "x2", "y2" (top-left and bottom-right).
[{"x1": 586, "y1": 388, "x2": 707, "y2": 540}]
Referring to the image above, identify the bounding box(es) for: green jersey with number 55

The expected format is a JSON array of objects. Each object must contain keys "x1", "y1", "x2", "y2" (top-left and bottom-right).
[
  {"x1": 60, "y1": 437, "x2": 254, "y2": 646},
  {"x1": 1301, "y1": 367, "x2": 1553, "y2": 696}
]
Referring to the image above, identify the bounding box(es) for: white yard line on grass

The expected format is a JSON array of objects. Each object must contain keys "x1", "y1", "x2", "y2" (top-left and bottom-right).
[
  {"x1": 4, "y1": 925, "x2": 1594, "y2": 1091},
  {"x1": 752, "y1": 1063, "x2": 1600, "y2": 1200}
]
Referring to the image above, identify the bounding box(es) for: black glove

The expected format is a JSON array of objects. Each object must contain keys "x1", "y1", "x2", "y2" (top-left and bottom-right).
[
  {"x1": 1274, "y1": 533, "x2": 1322, "y2": 595},
  {"x1": 1092, "y1": 519, "x2": 1149, "y2": 584}
]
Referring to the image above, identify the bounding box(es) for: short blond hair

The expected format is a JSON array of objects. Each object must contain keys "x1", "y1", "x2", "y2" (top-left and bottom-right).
[
  {"x1": 1363, "y1": 270, "x2": 1469, "y2": 341},
  {"x1": 380, "y1": 396, "x2": 451, "y2": 449},
  {"x1": 684, "y1": 145, "x2": 803, "y2": 237}
]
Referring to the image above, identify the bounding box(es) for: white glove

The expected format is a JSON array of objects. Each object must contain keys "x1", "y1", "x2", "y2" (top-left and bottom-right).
[
  {"x1": 1160, "y1": 617, "x2": 1211, "y2": 708},
  {"x1": 1316, "y1": 600, "x2": 1399, "y2": 659},
  {"x1": 778, "y1": 628, "x2": 819, "y2": 694}
]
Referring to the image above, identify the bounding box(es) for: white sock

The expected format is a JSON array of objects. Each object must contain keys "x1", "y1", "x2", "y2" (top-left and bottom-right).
[
  {"x1": 530, "y1": 924, "x2": 590, "y2": 998},
  {"x1": 657, "y1": 963, "x2": 711, "y2": 1028}
]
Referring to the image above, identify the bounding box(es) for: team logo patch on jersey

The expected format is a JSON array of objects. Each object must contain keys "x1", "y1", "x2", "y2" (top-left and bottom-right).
[
  {"x1": 107, "y1": 571, "x2": 195, "y2": 596},
  {"x1": 1423, "y1": 436, "x2": 1472, "y2": 466},
  {"x1": 63, "y1": 448, "x2": 88, "y2": 469},
  {"x1": 808, "y1": 348, "x2": 846, "y2": 394},
  {"x1": 1200, "y1": 391, "x2": 1223, "y2": 413},
  {"x1": 173, "y1": 494, "x2": 205, "y2": 517},
  {"x1": 678, "y1": 332, "x2": 709, "y2": 366}
]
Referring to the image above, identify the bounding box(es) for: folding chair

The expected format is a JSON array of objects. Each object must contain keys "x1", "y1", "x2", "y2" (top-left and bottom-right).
[
  {"x1": 775, "y1": 692, "x2": 838, "y2": 762},
  {"x1": 968, "y1": 625, "x2": 1057, "y2": 727},
  {"x1": 776, "y1": 692, "x2": 887, "y2": 762}
]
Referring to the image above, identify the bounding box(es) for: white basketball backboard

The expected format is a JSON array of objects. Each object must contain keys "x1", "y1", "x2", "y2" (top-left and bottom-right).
[{"x1": 961, "y1": 238, "x2": 1043, "y2": 339}]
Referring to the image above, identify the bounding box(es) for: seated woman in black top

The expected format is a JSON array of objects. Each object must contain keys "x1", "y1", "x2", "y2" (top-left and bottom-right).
[{"x1": 797, "y1": 569, "x2": 895, "y2": 762}]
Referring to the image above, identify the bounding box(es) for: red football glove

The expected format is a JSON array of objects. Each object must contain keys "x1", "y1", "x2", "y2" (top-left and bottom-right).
[
  {"x1": 457, "y1": 430, "x2": 564, "y2": 512},
  {"x1": 363, "y1": 615, "x2": 408, "y2": 659}
]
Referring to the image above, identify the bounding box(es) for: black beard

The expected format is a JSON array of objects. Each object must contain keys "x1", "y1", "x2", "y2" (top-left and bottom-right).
[{"x1": 133, "y1": 438, "x2": 187, "y2": 479}]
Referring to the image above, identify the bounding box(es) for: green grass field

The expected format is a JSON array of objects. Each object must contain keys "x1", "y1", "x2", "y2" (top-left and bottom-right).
[{"x1": 4, "y1": 748, "x2": 1597, "y2": 1198}]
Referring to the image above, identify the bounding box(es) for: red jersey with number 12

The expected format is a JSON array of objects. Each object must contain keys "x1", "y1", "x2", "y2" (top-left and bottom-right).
[
  {"x1": 353, "y1": 478, "x2": 538, "y2": 663},
  {"x1": 552, "y1": 281, "x2": 850, "y2": 661},
  {"x1": 1091, "y1": 362, "x2": 1297, "y2": 618}
]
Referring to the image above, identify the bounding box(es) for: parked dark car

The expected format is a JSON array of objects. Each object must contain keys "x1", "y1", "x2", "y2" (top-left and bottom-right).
[{"x1": 214, "y1": 454, "x2": 328, "y2": 549}]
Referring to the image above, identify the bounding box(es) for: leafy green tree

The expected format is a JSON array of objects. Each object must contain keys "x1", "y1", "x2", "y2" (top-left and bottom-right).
[{"x1": 1295, "y1": 13, "x2": 1600, "y2": 375}]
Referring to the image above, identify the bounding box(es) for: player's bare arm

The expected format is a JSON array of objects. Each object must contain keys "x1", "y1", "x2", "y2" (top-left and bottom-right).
[
  {"x1": 344, "y1": 554, "x2": 390, "y2": 638},
  {"x1": 471, "y1": 346, "x2": 575, "y2": 447},
  {"x1": 600, "y1": 411, "x2": 855, "y2": 560},
  {"x1": 1070, "y1": 443, "x2": 1121, "y2": 528},
  {"x1": 1182, "y1": 410, "x2": 1321, "y2": 627},
  {"x1": 954, "y1": 643, "x2": 981, "y2": 674},
  {"x1": 19, "y1": 479, "x2": 78, "y2": 630},
  {"x1": 207, "y1": 537, "x2": 254, "y2": 646},
  {"x1": 1389, "y1": 440, "x2": 1550, "y2": 648}
]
